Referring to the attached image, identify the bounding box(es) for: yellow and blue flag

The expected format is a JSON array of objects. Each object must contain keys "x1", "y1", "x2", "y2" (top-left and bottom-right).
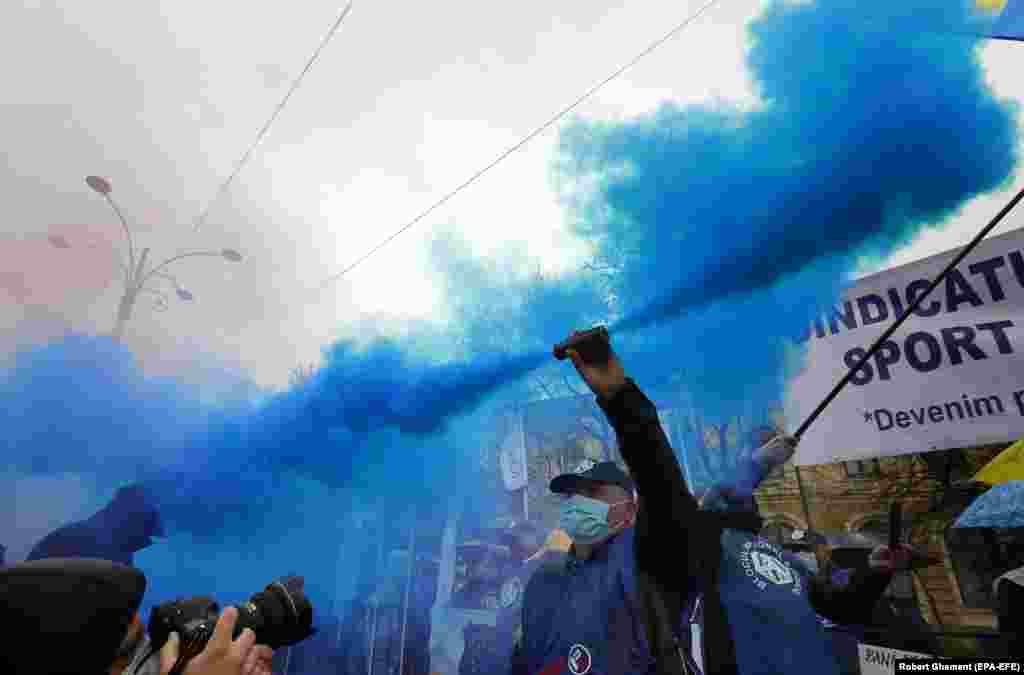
[
  {"x1": 974, "y1": 439, "x2": 1024, "y2": 485},
  {"x1": 976, "y1": 0, "x2": 1024, "y2": 40}
]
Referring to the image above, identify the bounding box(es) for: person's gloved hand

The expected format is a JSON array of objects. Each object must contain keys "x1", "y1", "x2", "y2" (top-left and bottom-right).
[
  {"x1": 751, "y1": 434, "x2": 798, "y2": 476},
  {"x1": 868, "y1": 544, "x2": 913, "y2": 573},
  {"x1": 160, "y1": 606, "x2": 257, "y2": 675}
]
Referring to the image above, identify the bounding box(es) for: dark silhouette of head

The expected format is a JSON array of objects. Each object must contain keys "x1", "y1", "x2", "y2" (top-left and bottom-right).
[
  {"x1": 101, "y1": 483, "x2": 165, "y2": 551},
  {"x1": 26, "y1": 482, "x2": 164, "y2": 566}
]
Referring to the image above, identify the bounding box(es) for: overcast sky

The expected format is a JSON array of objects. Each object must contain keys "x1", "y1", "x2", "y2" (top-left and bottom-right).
[{"x1": 2, "y1": 0, "x2": 1023, "y2": 389}]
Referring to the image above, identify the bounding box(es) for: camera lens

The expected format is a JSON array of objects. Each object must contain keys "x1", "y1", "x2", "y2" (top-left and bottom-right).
[
  {"x1": 233, "y1": 576, "x2": 315, "y2": 649},
  {"x1": 147, "y1": 577, "x2": 315, "y2": 667}
]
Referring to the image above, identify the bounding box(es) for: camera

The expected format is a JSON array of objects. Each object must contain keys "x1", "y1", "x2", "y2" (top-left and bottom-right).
[{"x1": 145, "y1": 576, "x2": 315, "y2": 673}]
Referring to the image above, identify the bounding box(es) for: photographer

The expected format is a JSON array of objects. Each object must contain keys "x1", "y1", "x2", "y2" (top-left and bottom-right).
[
  {"x1": 156, "y1": 607, "x2": 275, "y2": 675},
  {"x1": 0, "y1": 557, "x2": 275, "y2": 675},
  {"x1": 115, "y1": 608, "x2": 275, "y2": 675}
]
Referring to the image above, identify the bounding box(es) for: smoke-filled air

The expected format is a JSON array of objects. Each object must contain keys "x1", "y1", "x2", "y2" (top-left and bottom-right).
[{"x1": 1, "y1": 0, "x2": 1018, "y2": 661}]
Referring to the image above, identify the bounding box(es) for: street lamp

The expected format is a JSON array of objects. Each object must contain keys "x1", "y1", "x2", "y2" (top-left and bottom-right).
[{"x1": 48, "y1": 175, "x2": 244, "y2": 340}]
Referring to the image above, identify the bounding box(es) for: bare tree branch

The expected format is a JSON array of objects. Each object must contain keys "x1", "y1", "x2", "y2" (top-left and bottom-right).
[
  {"x1": 560, "y1": 374, "x2": 584, "y2": 397},
  {"x1": 532, "y1": 375, "x2": 558, "y2": 401}
]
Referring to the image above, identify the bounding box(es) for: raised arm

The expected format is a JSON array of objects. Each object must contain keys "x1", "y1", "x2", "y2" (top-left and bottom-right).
[
  {"x1": 563, "y1": 346, "x2": 714, "y2": 590},
  {"x1": 809, "y1": 544, "x2": 910, "y2": 626}
]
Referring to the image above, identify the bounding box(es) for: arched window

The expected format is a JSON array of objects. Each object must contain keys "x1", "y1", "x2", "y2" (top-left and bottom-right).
[{"x1": 759, "y1": 513, "x2": 806, "y2": 548}]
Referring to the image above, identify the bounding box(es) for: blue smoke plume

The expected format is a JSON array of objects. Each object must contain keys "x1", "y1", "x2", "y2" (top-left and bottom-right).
[
  {"x1": 0, "y1": 0, "x2": 1018, "y2": 665},
  {"x1": 554, "y1": 0, "x2": 1018, "y2": 487},
  {"x1": 562, "y1": 1, "x2": 1016, "y2": 338}
]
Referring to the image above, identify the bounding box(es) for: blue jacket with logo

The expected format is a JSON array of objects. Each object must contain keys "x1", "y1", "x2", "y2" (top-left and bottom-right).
[
  {"x1": 511, "y1": 380, "x2": 848, "y2": 675},
  {"x1": 516, "y1": 524, "x2": 688, "y2": 675}
]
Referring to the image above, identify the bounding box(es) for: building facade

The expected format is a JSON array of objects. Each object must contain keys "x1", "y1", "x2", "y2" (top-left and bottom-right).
[{"x1": 754, "y1": 445, "x2": 1011, "y2": 629}]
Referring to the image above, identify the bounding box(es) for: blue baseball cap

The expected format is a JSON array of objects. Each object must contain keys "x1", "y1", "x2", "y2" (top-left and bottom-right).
[{"x1": 550, "y1": 459, "x2": 634, "y2": 495}]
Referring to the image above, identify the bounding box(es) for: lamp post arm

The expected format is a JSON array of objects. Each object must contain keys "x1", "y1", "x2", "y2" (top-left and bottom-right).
[
  {"x1": 137, "y1": 286, "x2": 171, "y2": 311},
  {"x1": 130, "y1": 248, "x2": 151, "y2": 293},
  {"x1": 141, "y1": 271, "x2": 180, "y2": 291},
  {"x1": 113, "y1": 252, "x2": 129, "y2": 277},
  {"x1": 139, "y1": 251, "x2": 225, "y2": 286},
  {"x1": 103, "y1": 193, "x2": 136, "y2": 274}
]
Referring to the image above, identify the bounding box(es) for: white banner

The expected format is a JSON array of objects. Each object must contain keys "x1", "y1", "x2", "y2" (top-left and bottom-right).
[
  {"x1": 498, "y1": 411, "x2": 528, "y2": 491},
  {"x1": 788, "y1": 228, "x2": 1024, "y2": 465},
  {"x1": 857, "y1": 643, "x2": 936, "y2": 675}
]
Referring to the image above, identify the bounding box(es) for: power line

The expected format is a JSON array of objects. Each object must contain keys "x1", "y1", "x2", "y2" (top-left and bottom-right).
[
  {"x1": 311, "y1": 0, "x2": 724, "y2": 295},
  {"x1": 193, "y1": 2, "x2": 355, "y2": 233}
]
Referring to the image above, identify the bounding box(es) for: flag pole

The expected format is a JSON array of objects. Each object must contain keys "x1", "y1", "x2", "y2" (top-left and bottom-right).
[{"x1": 793, "y1": 184, "x2": 1024, "y2": 441}]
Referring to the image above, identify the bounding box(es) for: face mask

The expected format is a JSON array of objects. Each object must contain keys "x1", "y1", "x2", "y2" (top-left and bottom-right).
[{"x1": 559, "y1": 495, "x2": 630, "y2": 545}]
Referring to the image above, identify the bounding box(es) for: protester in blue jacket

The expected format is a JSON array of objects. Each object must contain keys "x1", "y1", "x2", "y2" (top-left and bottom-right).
[{"x1": 511, "y1": 335, "x2": 847, "y2": 675}]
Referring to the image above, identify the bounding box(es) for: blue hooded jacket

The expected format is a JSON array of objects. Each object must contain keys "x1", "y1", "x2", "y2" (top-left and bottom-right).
[{"x1": 714, "y1": 528, "x2": 841, "y2": 675}]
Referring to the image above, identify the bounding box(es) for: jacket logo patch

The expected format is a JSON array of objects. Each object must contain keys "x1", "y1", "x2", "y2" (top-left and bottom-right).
[
  {"x1": 568, "y1": 643, "x2": 592, "y2": 675},
  {"x1": 740, "y1": 539, "x2": 804, "y2": 595},
  {"x1": 751, "y1": 551, "x2": 793, "y2": 585}
]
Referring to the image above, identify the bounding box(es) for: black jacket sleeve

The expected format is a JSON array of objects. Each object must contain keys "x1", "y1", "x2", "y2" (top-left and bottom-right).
[
  {"x1": 808, "y1": 567, "x2": 893, "y2": 626},
  {"x1": 599, "y1": 379, "x2": 757, "y2": 675},
  {"x1": 596, "y1": 379, "x2": 715, "y2": 591}
]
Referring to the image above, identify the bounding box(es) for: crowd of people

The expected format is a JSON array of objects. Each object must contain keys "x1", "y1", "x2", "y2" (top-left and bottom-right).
[{"x1": 3, "y1": 332, "x2": 1020, "y2": 675}]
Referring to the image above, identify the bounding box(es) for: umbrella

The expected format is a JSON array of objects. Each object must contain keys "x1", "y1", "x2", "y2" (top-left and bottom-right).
[
  {"x1": 953, "y1": 480, "x2": 1024, "y2": 529},
  {"x1": 973, "y1": 440, "x2": 1024, "y2": 485}
]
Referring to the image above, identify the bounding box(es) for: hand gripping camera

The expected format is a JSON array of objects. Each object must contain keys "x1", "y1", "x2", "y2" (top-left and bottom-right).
[{"x1": 140, "y1": 576, "x2": 315, "y2": 674}]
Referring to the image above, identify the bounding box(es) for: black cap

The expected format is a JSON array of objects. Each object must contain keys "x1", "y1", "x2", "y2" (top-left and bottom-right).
[
  {"x1": 550, "y1": 459, "x2": 634, "y2": 495},
  {"x1": 0, "y1": 558, "x2": 146, "y2": 674}
]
